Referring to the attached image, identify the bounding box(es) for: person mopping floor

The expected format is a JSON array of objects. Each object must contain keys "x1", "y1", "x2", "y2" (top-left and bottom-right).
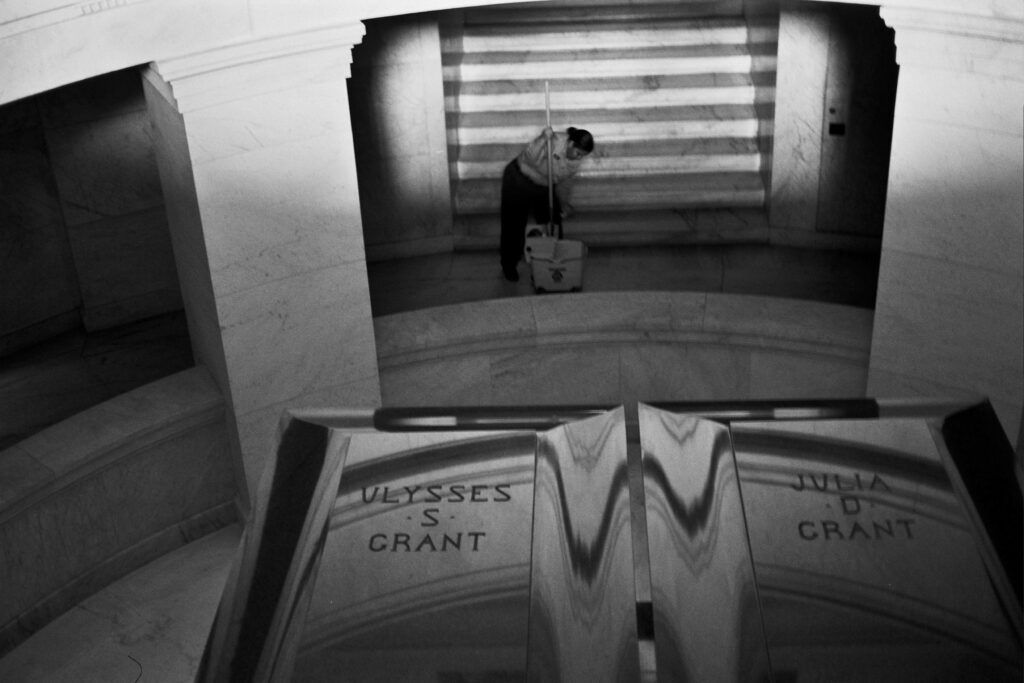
[{"x1": 498, "y1": 117, "x2": 594, "y2": 282}]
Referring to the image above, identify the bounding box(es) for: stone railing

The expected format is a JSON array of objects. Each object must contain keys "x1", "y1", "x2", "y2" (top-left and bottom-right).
[
  {"x1": 375, "y1": 291, "x2": 873, "y2": 406},
  {"x1": 0, "y1": 366, "x2": 237, "y2": 655}
]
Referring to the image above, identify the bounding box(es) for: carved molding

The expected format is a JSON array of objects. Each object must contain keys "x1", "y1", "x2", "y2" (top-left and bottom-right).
[
  {"x1": 145, "y1": 22, "x2": 366, "y2": 112},
  {"x1": 880, "y1": 6, "x2": 1024, "y2": 76}
]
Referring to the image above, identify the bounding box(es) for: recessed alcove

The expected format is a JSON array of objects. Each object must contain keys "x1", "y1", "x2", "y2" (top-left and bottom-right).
[{"x1": 0, "y1": 67, "x2": 194, "y2": 450}]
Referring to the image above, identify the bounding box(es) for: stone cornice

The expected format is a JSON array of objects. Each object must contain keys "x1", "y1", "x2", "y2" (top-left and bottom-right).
[
  {"x1": 880, "y1": 6, "x2": 1024, "y2": 42},
  {"x1": 144, "y1": 22, "x2": 366, "y2": 113},
  {"x1": 151, "y1": 22, "x2": 366, "y2": 82}
]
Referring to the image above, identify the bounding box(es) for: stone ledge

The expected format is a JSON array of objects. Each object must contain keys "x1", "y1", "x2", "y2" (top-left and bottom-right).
[
  {"x1": 375, "y1": 292, "x2": 873, "y2": 406},
  {"x1": 0, "y1": 366, "x2": 237, "y2": 656},
  {"x1": 0, "y1": 366, "x2": 224, "y2": 518}
]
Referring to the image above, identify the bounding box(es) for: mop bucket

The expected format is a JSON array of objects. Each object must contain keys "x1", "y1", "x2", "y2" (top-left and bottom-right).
[{"x1": 527, "y1": 238, "x2": 587, "y2": 292}]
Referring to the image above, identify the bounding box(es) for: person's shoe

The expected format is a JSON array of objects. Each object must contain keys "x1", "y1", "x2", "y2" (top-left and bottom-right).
[{"x1": 502, "y1": 265, "x2": 519, "y2": 282}]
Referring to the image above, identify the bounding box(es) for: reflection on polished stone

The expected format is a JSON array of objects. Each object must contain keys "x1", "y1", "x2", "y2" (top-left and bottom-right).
[
  {"x1": 528, "y1": 407, "x2": 639, "y2": 682},
  {"x1": 639, "y1": 404, "x2": 770, "y2": 681}
]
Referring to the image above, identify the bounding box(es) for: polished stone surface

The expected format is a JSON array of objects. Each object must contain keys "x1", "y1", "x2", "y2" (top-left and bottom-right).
[
  {"x1": 375, "y1": 289, "x2": 873, "y2": 410},
  {"x1": 442, "y1": 10, "x2": 777, "y2": 225}
]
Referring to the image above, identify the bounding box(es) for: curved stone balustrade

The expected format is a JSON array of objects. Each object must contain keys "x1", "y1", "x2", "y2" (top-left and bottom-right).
[
  {"x1": 0, "y1": 367, "x2": 237, "y2": 655},
  {"x1": 375, "y1": 291, "x2": 873, "y2": 407}
]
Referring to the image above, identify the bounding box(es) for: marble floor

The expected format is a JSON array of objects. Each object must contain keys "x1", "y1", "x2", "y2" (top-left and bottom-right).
[{"x1": 0, "y1": 243, "x2": 880, "y2": 680}]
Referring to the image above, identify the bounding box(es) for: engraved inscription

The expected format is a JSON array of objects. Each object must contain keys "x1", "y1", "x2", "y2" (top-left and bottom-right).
[
  {"x1": 793, "y1": 471, "x2": 916, "y2": 541},
  {"x1": 362, "y1": 482, "x2": 513, "y2": 553}
]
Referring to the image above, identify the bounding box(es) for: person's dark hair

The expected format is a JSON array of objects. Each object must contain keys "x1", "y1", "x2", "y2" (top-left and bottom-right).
[{"x1": 567, "y1": 127, "x2": 594, "y2": 153}]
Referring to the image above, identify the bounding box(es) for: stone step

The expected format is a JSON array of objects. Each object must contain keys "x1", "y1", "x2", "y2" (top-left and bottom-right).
[
  {"x1": 447, "y1": 84, "x2": 772, "y2": 113},
  {"x1": 453, "y1": 208, "x2": 771, "y2": 248},
  {"x1": 445, "y1": 51, "x2": 776, "y2": 83},
  {"x1": 455, "y1": 153, "x2": 762, "y2": 180},
  {"x1": 454, "y1": 173, "x2": 766, "y2": 214},
  {"x1": 443, "y1": 3, "x2": 774, "y2": 223},
  {"x1": 446, "y1": 42, "x2": 777, "y2": 65},
  {"x1": 450, "y1": 118, "x2": 763, "y2": 146},
  {"x1": 453, "y1": 137, "x2": 761, "y2": 163},
  {"x1": 450, "y1": 102, "x2": 772, "y2": 128},
  {"x1": 447, "y1": 71, "x2": 774, "y2": 95},
  {"x1": 446, "y1": 21, "x2": 777, "y2": 53},
  {"x1": 460, "y1": 1, "x2": 745, "y2": 27}
]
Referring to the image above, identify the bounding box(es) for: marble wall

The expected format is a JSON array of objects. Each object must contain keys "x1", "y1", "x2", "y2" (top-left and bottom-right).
[
  {"x1": 0, "y1": 96, "x2": 80, "y2": 356},
  {"x1": 350, "y1": 15, "x2": 454, "y2": 261},
  {"x1": 43, "y1": 69, "x2": 181, "y2": 331},
  {"x1": 868, "y1": 6, "x2": 1024, "y2": 453},
  {"x1": 769, "y1": 4, "x2": 896, "y2": 245},
  {"x1": 0, "y1": 68, "x2": 181, "y2": 355},
  {"x1": 0, "y1": 367, "x2": 235, "y2": 654}
]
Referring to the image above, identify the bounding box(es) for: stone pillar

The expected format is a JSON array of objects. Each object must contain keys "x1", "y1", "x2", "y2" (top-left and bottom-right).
[
  {"x1": 142, "y1": 23, "x2": 382, "y2": 508},
  {"x1": 868, "y1": 7, "x2": 1024, "y2": 449},
  {"x1": 351, "y1": 15, "x2": 454, "y2": 261}
]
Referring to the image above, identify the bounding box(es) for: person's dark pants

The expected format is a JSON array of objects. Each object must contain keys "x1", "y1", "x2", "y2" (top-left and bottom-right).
[{"x1": 500, "y1": 159, "x2": 561, "y2": 271}]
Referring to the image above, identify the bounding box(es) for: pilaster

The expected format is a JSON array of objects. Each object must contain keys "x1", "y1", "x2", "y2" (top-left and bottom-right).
[
  {"x1": 867, "y1": 7, "x2": 1024, "y2": 449},
  {"x1": 142, "y1": 23, "x2": 382, "y2": 508}
]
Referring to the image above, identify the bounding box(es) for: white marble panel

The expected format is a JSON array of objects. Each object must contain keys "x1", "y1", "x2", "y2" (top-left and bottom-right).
[
  {"x1": 217, "y1": 263, "x2": 379, "y2": 418},
  {"x1": 529, "y1": 291, "x2": 681, "y2": 337},
  {"x1": 0, "y1": 0, "x2": 251, "y2": 106},
  {"x1": 891, "y1": 63, "x2": 1023, "y2": 134},
  {"x1": 870, "y1": 262, "x2": 1021, "y2": 405},
  {"x1": 143, "y1": 74, "x2": 228, "y2": 390},
  {"x1": 182, "y1": 80, "x2": 351, "y2": 166},
  {"x1": 883, "y1": 120, "x2": 1023, "y2": 276},
  {"x1": 192, "y1": 136, "x2": 366, "y2": 298},
  {"x1": 768, "y1": 9, "x2": 829, "y2": 231}
]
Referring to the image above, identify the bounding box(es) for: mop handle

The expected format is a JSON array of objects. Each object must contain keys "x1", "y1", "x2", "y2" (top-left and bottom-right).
[{"x1": 545, "y1": 80, "x2": 554, "y2": 238}]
